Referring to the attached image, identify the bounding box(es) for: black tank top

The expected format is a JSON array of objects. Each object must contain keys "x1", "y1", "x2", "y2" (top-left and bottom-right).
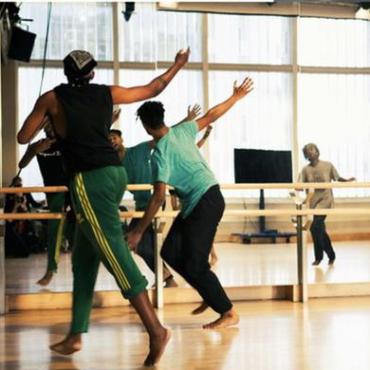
[
  {"x1": 36, "y1": 142, "x2": 68, "y2": 186},
  {"x1": 54, "y1": 83, "x2": 120, "y2": 175}
]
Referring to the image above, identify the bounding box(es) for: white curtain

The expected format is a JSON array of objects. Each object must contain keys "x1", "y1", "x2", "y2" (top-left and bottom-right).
[
  {"x1": 118, "y1": 69, "x2": 203, "y2": 147},
  {"x1": 120, "y1": 2, "x2": 202, "y2": 63},
  {"x1": 208, "y1": 71, "x2": 293, "y2": 198},
  {"x1": 16, "y1": 4, "x2": 370, "y2": 201},
  {"x1": 298, "y1": 17, "x2": 370, "y2": 197},
  {"x1": 298, "y1": 73, "x2": 370, "y2": 197},
  {"x1": 20, "y1": 2, "x2": 113, "y2": 61},
  {"x1": 208, "y1": 14, "x2": 292, "y2": 64},
  {"x1": 299, "y1": 18, "x2": 370, "y2": 67}
]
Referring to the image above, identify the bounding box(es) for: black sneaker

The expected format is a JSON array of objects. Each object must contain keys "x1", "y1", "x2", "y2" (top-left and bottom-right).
[
  {"x1": 312, "y1": 260, "x2": 322, "y2": 266},
  {"x1": 328, "y1": 258, "x2": 335, "y2": 266}
]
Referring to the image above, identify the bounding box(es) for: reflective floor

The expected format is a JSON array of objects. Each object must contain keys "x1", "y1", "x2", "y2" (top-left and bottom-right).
[
  {"x1": 5, "y1": 241, "x2": 370, "y2": 294},
  {"x1": 2, "y1": 298, "x2": 370, "y2": 370}
]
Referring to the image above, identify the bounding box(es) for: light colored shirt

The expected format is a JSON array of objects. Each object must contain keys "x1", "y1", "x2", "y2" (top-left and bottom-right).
[
  {"x1": 300, "y1": 160, "x2": 340, "y2": 209},
  {"x1": 152, "y1": 121, "x2": 218, "y2": 218}
]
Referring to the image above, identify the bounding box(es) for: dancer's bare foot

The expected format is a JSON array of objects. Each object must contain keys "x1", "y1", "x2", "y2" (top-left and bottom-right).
[
  {"x1": 50, "y1": 333, "x2": 82, "y2": 355},
  {"x1": 203, "y1": 309, "x2": 239, "y2": 329},
  {"x1": 144, "y1": 328, "x2": 171, "y2": 367},
  {"x1": 191, "y1": 301, "x2": 209, "y2": 315},
  {"x1": 37, "y1": 270, "x2": 54, "y2": 286}
]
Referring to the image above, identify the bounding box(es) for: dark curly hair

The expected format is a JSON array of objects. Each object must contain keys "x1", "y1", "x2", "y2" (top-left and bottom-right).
[{"x1": 136, "y1": 101, "x2": 165, "y2": 130}]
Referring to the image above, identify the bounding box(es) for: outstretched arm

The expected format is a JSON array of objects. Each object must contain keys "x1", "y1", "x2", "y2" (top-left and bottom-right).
[
  {"x1": 196, "y1": 77, "x2": 253, "y2": 132},
  {"x1": 18, "y1": 138, "x2": 56, "y2": 169},
  {"x1": 18, "y1": 94, "x2": 51, "y2": 144},
  {"x1": 127, "y1": 182, "x2": 166, "y2": 251},
  {"x1": 111, "y1": 48, "x2": 190, "y2": 104},
  {"x1": 332, "y1": 164, "x2": 356, "y2": 182},
  {"x1": 173, "y1": 104, "x2": 202, "y2": 127},
  {"x1": 338, "y1": 176, "x2": 356, "y2": 182}
]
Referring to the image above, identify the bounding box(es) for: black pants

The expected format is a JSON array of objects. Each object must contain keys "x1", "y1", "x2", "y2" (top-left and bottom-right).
[
  {"x1": 161, "y1": 185, "x2": 232, "y2": 314},
  {"x1": 310, "y1": 215, "x2": 336, "y2": 261},
  {"x1": 128, "y1": 218, "x2": 173, "y2": 281}
]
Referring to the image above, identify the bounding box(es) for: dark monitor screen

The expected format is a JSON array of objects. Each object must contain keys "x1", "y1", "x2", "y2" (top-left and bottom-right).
[{"x1": 234, "y1": 149, "x2": 292, "y2": 183}]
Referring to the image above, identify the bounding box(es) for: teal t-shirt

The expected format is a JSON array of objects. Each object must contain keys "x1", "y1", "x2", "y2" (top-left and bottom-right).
[
  {"x1": 122, "y1": 141, "x2": 152, "y2": 211},
  {"x1": 152, "y1": 121, "x2": 218, "y2": 218}
]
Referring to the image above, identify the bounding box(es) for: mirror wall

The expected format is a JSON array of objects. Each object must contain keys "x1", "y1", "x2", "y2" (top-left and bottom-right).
[{"x1": 4, "y1": 2, "x2": 370, "y2": 300}]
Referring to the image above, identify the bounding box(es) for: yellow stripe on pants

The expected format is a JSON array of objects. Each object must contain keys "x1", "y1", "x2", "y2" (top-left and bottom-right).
[{"x1": 75, "y1": 174, "x2": 131, "y2": 291}]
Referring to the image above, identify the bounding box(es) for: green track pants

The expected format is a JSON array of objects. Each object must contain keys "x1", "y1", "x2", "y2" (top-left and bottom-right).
[
  {"x1": 69, "y1": 166, "x2": 148, "y2": 334},
  {"x1": 45, "y1": 192, "x2": 66, "y2": 273}
]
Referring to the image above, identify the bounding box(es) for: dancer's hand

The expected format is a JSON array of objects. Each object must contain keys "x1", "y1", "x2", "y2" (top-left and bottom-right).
[
  {"x1": 127, "y1": 230, "x2": 142, "y2": 252},
  {"x1": 186, "y1": 104, "x2": 202, "y2": 121},
  {"x1": 232, "y1": 77, "x2": 254, "y2": 100},
  {"x1": 34, "y1": 138, "x2": 56, "y2": 153},
  {"x1": 175, "y1": 47, "x2": 190, "y2": 67}
]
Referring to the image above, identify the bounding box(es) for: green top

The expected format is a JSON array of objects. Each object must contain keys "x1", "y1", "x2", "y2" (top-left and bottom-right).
[
  {"x1": 122, "y1": 141, "x2": 152, "y2": 211},
  {"x1": 152, "y1": 121, "x2": 218, "y2": 218}
]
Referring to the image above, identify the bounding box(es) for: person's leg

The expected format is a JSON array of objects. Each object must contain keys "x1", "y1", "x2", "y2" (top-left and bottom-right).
[
  {"x1": 164, "y1": 186, "x2": 237, "y2": 328},
  {"x1": 321, "y1": 216, "x2": 336, "y2": 263},
  {"x1": 70, "y1": 167, "x2": 170, "y2": 365},
  {"x1": 310, "y1": 215, "x2": 325, "y2": 264},
  {"x1": 129, "y1": 291, "x2": 171, "y2": 366},
  {"x1": 50, "y1": 224, "x2": 100, "y2": 355},
  {"x1": 129, "y1": 218, "x2": 156, "y2": 271},
  {"x1": 129, "y1": 218, "x2": 176, "y2": 286},
  {"x1": 38, "y1": 193, "x2": 66, "y2": 286},
  {"x1": 160, "y1": 215, "x2": 185, "y2": 276},
  {"x1": 5, "y1": 222, "x2": 17, "y2": 257},
  {"x1": 193, "y1": 243, "x2": 218, "y2": 315},
  {"x1": 184, "y1": 187, "x2": 238, "y2": 329}
]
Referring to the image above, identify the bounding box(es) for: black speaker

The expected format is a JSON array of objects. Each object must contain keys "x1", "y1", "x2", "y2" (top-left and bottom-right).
[
  {"x1": 122, "y1": 2, "x2": 135, "y2": 22},
  {"x1": 8, "y1": 26, "x2": 36, "y2": 62}
]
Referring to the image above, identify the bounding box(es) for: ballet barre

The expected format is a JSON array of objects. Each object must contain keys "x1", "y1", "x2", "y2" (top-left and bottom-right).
[
  {"x1": 2, "y1": 182, "x2": 370, "y2": 314},
  {"x1": 2, "y1": 181, "x2": 370, "y2": 195}
]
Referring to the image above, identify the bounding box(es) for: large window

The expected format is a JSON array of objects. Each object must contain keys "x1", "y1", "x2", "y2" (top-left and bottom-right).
[
  {"x1": 299, "y1": 18, "x2": 370, "y2": 67},
  {"x1": 117, "y1": 69, "x2": 203, "y2": 147},
  {"x1": 21, "y1": 2, "x2": 113, "y2": 61},
  {"x1": 16, "y1": 3, "x2": 370, "y2": 199},
  {"x1": 298, "y1": 17, "x2": 370, "y2": 196},
  {"x1": 207, "y1": 13, "x2": 293, "y2": 198},
  {"x1": 120, "y1": 3, "x2": 202, "y2": 62},
  {"x1": 298, "y1": 73, "x2": 370, "y2": 196},
  {"x1": 208, "y1": 14, "x2": 292, "y2": 64},
  {"x1": 208, "y1": 71, "x2": 293, "y2": 185}
]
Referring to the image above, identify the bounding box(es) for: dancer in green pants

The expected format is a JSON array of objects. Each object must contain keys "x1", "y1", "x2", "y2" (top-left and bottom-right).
[
  {"x1": 18, "y1": 123, "x2": 72, "y2": 286},
  {"x1": 69, "y1": 166, "x2": 148, "y2": 333},
  {"x1": 18, "y1": 48, "x2": 189, "y2": 366}
]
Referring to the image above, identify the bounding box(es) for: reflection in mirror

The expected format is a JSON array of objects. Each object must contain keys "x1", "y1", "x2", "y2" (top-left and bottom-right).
[{"x1": 3, "y1": 3, "x2": 370, "y2": 311}]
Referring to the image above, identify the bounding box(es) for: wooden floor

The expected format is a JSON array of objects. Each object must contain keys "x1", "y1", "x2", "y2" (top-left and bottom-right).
[
  {"x1": 5, "y1": 241, "x2": 370, "y2": 294},
  {"x1": 2, "y1": 297, "x2": 370, "y2": 370}
]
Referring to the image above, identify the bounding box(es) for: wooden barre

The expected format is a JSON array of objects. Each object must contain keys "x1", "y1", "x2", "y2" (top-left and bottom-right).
[
  {"x1": 220, "y1": 182, "x2": 370, "y2": 190},
  {"x1": 0, "y1": 186, "x2": 69, "y2": 194},
  {"x1": 2, "y1": 182, "x2": 370, "y2": 194},
  {"x1": 2, "y1": 207, "x2": 370, "y2": 221},
  {"x1": 0, "y1": 213, "x2": 65, "y2": 220},
  {"x1": 0, "y1": 185, "x2": 153, "y2": 193},
  {"x1": 139, "y1": 208, "x2": 370, "y2": 218}
]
